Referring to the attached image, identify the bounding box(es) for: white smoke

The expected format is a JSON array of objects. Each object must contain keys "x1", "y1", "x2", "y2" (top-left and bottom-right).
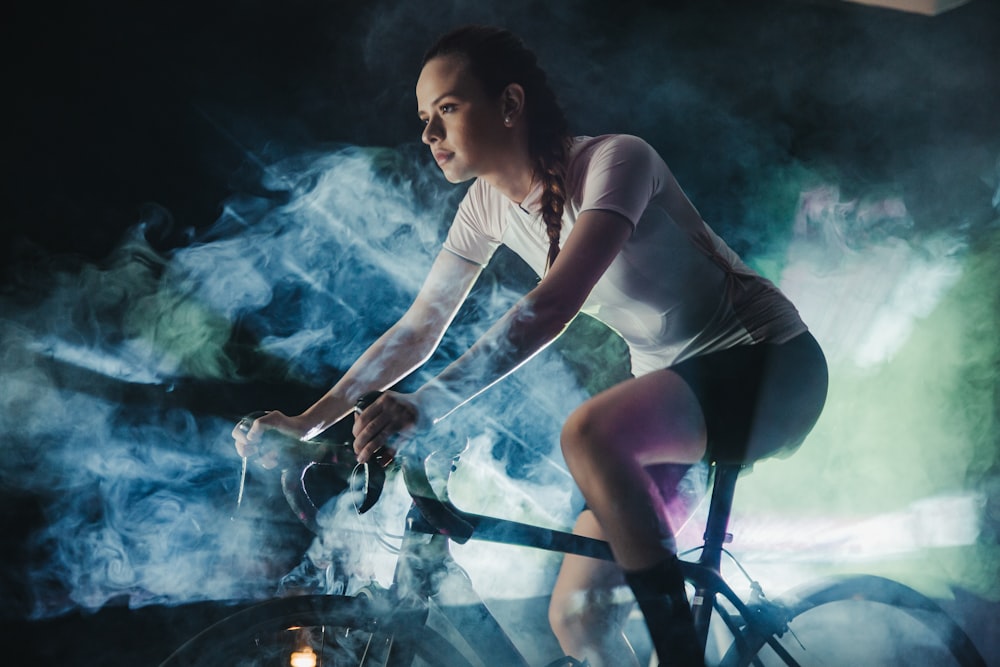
[
  {"x1": 1, "y1": 142, "x2": 601, "y2": 619},
  {"x1": 778, "y1": 184, "x2": 965, "y2": 368}
]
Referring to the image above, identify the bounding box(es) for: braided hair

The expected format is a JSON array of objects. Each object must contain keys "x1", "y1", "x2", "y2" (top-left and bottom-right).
[{"x1": 422, "y1": 26, "x2": 571, "y2": 271}]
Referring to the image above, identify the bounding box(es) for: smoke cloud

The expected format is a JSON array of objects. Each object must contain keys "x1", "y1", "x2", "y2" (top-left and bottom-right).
[{"x1": 1, "y1": 142, "x2": 599, "y2": 619}]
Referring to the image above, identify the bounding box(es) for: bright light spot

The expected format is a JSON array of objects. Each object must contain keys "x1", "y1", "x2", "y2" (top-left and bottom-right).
[{"x1": 289, "y1": 646, "x2": 317, "y2": 667}]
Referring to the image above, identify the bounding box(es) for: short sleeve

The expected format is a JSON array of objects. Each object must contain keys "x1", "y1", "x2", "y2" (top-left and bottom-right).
[
  {"x1": 577, "y1": 135, "x2": 664, "y2": 227},
  {"x1": 442, "y1": 179, "x2": 503, "y2": 267}
]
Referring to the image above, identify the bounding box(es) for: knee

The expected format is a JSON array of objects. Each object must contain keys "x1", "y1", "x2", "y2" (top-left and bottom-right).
[{"x1": 560, "y1": 402, "x2": 608, "y2": 461}]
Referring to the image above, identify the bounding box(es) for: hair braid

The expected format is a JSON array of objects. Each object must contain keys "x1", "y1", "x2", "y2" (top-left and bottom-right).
[
  {"x1": 423, "y1": 26, "x2": 571, "y2": 272},
  {"x1": 535, "y1": 138, "x2": 570, "y2": 271}
]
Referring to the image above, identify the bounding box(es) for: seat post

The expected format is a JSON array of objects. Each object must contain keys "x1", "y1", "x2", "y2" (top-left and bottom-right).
[
  {"x1": 690, "y1": 462, "x2": 743, "y2": 648},
  {"x1": 698, "y1": 463, "x2": 743, "y2": 572}
]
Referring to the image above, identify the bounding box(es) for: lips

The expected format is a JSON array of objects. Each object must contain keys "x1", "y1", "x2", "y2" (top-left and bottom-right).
[{"x1": 433, "y1": 150, "x2": 453, "y2": 166}]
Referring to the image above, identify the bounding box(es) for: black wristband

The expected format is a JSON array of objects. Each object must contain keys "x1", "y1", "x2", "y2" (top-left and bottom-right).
[{"x1": 354, "y1": 390, "x2": 383, "y2": 414}]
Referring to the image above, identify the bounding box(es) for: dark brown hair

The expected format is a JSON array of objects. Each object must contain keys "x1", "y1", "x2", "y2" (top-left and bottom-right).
[{"x1": 422, "y1": 26, "x2": 571, "y2": 271}]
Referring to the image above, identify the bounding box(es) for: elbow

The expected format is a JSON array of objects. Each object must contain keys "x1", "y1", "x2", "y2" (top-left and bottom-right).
[{"x1": 512, "y1": 293, "x2": 578, "y2": 343}]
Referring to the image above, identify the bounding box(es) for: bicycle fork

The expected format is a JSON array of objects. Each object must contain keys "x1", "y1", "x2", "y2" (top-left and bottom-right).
[{"x1": 384, "y1": 506, "x2": 529, "y2": 666}]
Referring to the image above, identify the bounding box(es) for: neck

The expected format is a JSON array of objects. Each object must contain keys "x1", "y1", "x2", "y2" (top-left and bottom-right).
[
  {"x1": 482, "y1": 139, "x2": 535, "y2": 204},
  {"x1": 489, "y1": 170, "x2": 535, "y2": 204}
]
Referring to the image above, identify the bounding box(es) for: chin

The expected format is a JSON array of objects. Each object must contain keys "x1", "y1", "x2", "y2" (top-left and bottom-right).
[
  {"x1": 436, "y1": 157, "x2": 477, "y2": 183},
  {"x1": 441, "y1": 168, "x2": 475, "y2": 184}
]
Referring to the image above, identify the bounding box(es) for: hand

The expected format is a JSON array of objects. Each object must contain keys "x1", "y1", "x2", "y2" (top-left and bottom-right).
[
  {"x1": 231, "y1": 410, "x2": 305, "y2": 469},
  {"x1": 352, "y1": 391, "x2": 422, "y2": 465}
]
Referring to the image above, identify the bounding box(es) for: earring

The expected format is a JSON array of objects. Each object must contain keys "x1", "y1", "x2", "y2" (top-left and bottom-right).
[{"x1": 504, "y1": 116, "x2": 512, "y2": 126}]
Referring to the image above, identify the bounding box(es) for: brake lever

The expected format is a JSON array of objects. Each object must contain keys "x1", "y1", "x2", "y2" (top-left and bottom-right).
[
  {"x1": 234, "y1": 400, "x2": 391, "y2": 531},
  {"x1": 351, "y1": 391, "x2": 474, "y2": 540},
  {"x1": 400, "y1": 456, "x2": 475, "y2": 543},
  {"x1": 233, "y1": 410, "x2": 268, "y2": 518},
  {"x1": 352, "y1": 391, "x2": 389, "y2": 514},
  {"x1": 236, "y1": 389, "x2": 427, "y2": 530}
]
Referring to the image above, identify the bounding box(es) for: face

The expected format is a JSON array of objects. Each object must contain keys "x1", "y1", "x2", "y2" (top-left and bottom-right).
[{"x1": 416, "y1": 55, "x2": 511, "y2": 184}]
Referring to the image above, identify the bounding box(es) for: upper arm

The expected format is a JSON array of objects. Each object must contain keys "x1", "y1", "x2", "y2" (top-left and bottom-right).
[
  {"x1": 519, "y1": 137, "x2": 665, "y2": 329},
  {"x1": 578, "y1": 134, "x2": 662, "y2": 226},
  {"x1": 529, "y1": 208, "x2": 633, "y2": 321},
  {"x1": 442, "y1": 179, "x2": 504, "y2": 267},
  {"x1": 398, "y1": 249, "x2": 482, "y2": 336}
]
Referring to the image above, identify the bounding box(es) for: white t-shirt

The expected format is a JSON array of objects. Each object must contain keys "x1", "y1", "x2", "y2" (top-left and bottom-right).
[{"x1": 443, "y1": 134, "x2": 807, "y2": 376}]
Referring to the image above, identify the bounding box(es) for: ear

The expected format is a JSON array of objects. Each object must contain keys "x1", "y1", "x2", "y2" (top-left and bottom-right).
[{"x1": 500, "y1": 83, "x2": 526, "y2": 126}]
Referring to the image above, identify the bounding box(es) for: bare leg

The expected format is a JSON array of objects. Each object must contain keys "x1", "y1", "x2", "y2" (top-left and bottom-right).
[
  {"x1": 559, "y1": 370, "x2": 708, "y2": 665},
  {"x1": 560, "y1": 369, "x2": 707, "y2": 570},
  {"x1": 549, "y1": 511, "x2": 640, "y2": 667},
  {"x1": 550, "y1": 465, "x2": 703, "y2": 666}
]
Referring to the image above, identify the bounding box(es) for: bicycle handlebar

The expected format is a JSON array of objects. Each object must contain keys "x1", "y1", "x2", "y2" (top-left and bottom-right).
[
  {"x1": 238, "y1": 390, "x2": 477, "y2": 538},
  {"x1": 353, "y1": 390, "x2": 475, "y2": 542}
]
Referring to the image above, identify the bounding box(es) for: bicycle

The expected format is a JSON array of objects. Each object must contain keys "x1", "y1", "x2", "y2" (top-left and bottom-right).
[{"x1": 159, "y1": 396, "x2": 988, "y2": 666}]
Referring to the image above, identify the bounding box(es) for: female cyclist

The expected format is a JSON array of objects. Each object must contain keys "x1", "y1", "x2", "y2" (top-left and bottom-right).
[{"x1": 233, "y1": 25, "x2": 828, "y2": 667}]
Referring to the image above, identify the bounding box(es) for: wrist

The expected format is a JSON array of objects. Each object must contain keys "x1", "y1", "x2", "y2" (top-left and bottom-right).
[
  {"x1": 291, "y1": 410, "x2": 335, "y2": 442},
  {"x1": 301, "y1": 390, "x2": 367, "y2": 437},
  {"x1": 412, "y1": 382, "x2": 459, "y2": 427}
]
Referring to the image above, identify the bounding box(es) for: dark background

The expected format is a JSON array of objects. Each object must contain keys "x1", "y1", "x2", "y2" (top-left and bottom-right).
[
  {"x1": 5, "y1": 0, "x2": 998, "y2": 271},
  {"x1": 2, "y1": 0, "x2": 998, "y2": 664}
]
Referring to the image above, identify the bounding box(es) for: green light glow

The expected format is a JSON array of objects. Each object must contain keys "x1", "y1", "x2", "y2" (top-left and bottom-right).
[{"x1": 739, "y1": 227, "x2": 1000, "y2": 600}]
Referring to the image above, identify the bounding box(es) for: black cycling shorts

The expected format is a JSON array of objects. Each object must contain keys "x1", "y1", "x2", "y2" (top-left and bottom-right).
[{"x1": 669, "y1": 331, "x2": 828, "y2": 464}]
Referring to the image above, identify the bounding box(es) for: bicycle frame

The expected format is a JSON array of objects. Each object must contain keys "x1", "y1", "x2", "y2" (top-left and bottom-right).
[
  {"x1": 160, "y1": 436, "x2": 987, "y2": 667},
  {"x1": 388, "y1": 456, "x2": 769, "y2": 665},
  {"x1": 161, "y1": 403, "x2": 990, "y2": 667}
]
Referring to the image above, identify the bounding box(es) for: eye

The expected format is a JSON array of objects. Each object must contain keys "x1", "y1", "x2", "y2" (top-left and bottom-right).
[{"x1": 440, "y1": 103, "x2": 457, "y2": 114}]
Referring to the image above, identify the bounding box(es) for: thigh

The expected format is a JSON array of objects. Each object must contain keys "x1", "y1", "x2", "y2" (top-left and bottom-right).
[{"x1": 567, "y1": 368, "x2": 708, "y2": 466}]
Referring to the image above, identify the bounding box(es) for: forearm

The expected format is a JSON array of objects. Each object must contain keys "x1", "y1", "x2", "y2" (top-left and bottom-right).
[
  {"x1": 415, "y1": 293, "x2": 573, "y2": 424},
  {"x1": 298, "y1": 322, "x2": 438, "y2": 438},
  {"x1": 349, "y1": 211, "x2": 632, "y2": 464},
  {"x1": 415, "y1": 210, "x2": 630, "y2": 420},
  {"x1": 292, "y1": 253, "x2": 479, "y2": 440}
]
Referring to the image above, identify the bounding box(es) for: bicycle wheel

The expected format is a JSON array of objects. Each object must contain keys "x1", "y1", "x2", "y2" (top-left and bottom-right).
[
  {"x1": 157, "y1": 594, "x2": 477, "y2": 667},
  {"x1": 719, "y1": 574, "x2": 986, "y2": 667}
]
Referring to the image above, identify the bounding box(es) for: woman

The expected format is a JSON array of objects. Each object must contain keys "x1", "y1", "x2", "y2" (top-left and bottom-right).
[{"x1": 233, "y1": 25, "x2": 828, "y2": 667}]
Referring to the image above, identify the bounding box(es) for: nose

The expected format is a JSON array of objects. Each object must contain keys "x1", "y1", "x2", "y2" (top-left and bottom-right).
[{"x1": 422, "y1": 115, "x2": 442, "y2": 145}]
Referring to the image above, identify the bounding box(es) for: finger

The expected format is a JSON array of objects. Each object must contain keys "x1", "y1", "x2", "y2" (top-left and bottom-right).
[
  {"x1": 246, "y1": 410, "x2": 287, "y2": 444},
  {"x1": 356, "y1": 418, "x2": 412, "y2": 464},
  {"x1": 354, "y1": 424, "x2": 391, "y2": 463},
  {"x1": 233, "y1": 438, "x2": 255, "y2": 458},
  {"x1": 246, "y1": 421, "x2": 268, "y2": 443},
  {"x1": 256, "y1": 450, "x2": 279, "y2": 470},
  {"x1": 352, "y1": 402, "x2": 392, "y2": 451},
  {"x1": 232, "y1": 411, "x2": 273, "y2": 457},
  {"x1": 352, "y1": 397, "x2": 389, "y2": 435},
  {"x1": 232, "y1": 420, "x2": 256, "y2": 457},
  {"x1": 353, "y1": 407, "x2": 403, "y2": 457},
  {"x1": 352, "y1": 393, "x2": 415, "y2": 463}
]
